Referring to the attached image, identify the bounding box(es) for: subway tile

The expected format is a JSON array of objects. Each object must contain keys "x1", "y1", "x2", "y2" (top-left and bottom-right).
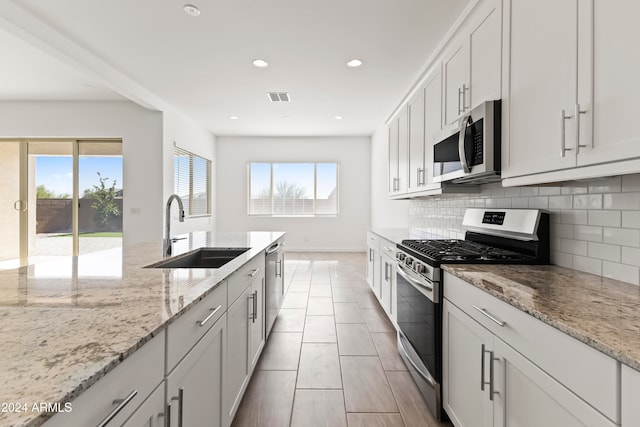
[
  {"x1": 561, "y1": 183, "x2": 588, "y2": 195},
  {"x1": 573, "y1": 225, "x2": 603, "y2": 243},
  {"x1": 587, "y1": 242, "x2": 621, "y2": 262},
  {"x1": 511, "y1": 197, "x2": 529, "y2": 208},
  {"x1": 539, "y1": 186, "x2": 562, "y2": 196},
  {"x1": 573, "y1": 194, "x2": 603, "y2": 210},
  {"x1": 588, "y1": 211, "x2": 621, "y2": 227},
  {"x1": 603, "y1": 228, "x2": 640, "y2": 247},
  {"x1": 622, "y1": 174, "x2": 640, "y2": 192},
  {"x1": 603, "y1": 192, "x2": 640, "y2": 210},
  {"x1": 550, "y1": 251, "x2": 573, "y2": 269},
  {"x1": 558, "y1": 210, "x2": 588, "y2": 225},
  {"x1": 496, "y1": 198, "x2": 512, "y2": 208},
  {"x1": 528, "y1": 196, "x2": 549, "y2": 209},
  {"x1": 520, "y1": 187, "x2": 539, "y2": 196},
  {"x1": 553, "y1": 238, "x2": 588, "y2": 256},
  {"x1": 551, "y1": 223, "x2": 573, "y2": 239},
  {"x1": 603, "y1": 261, "x2": 640, "y2": 285},
  {"x1": 622, "y1": 247, "x2": 640, "y2": 267},
  {"x1": 504, "y1": 187, "x2": 521, "y2": 197},
  {"x1": 549, "y1": 196, "x2": 573, "y2": 210},
  {"x1": 572, "y1": 255, "x2": 602, "y2": 276},
  {"x1": 622, "y1": 211, "x2": 640, "y2": 229},
  {"x1": 588, "y1": 176, "x2": 621, "y2": 193}
]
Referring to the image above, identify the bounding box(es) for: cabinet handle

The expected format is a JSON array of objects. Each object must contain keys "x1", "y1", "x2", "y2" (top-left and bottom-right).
[
  {"x1": 458, "y1": 87, "x2": 463, "y2": 115},
  {"x1": 488, "y1": 350, "x2": 496, "y2": 401},
  {"x1": 481, "y1": 344, "x2": 487, "y2": 392},
  {"x1": 369, "y1": 248, "x2": 374, "y2": 262},
  {"x1": 165, "y1": 402, "x2": 171, "y2": 427},
  {"x1": 97, "y1": 389, "x2": 137, "y2": 427},
  {"x1": 253, "y1": 290, "x2": 258, "y2": 322},
  {"x1": 473, "y1": 305, "x2": 506, "y2": 327},
  {"x1": 248, "y1": 268, "x2": 260, "y2": 277},
  {"x1": 575, "y1": 103, "x2": 588, "y2": 154},
  {"x1": 461, "y1": 83, "x2": 468, "y2": 112},
  {"x1": 560, "y1": 109, "x2": 574, "y2": 157},
  {"x1": 417, "y1": 167, "x2": 426, "y2": 186},
  {"x1": 197, "y1": 305, "x2": 222, "y2": 327},
  {"x1": 170, "y1": 387, "x2": 184, "y2": 427},
  {"x1": 276, "y1": 260, "x2": 282, "y2": 278}
]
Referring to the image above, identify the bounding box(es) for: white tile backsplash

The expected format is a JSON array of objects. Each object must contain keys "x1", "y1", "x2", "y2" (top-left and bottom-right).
[{"x1": 408, "y1": 174, "x2": 640, "y2": 286}]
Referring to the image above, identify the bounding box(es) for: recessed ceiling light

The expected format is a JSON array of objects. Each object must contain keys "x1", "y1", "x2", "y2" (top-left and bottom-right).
[
  {"x1": 183, "y1": 4, "x2": 201, "y2": 16},
  {"x1": 252, "y1": 59, "x2": 269, "y2": 68},
  {"x1": 346, "y1": 59, "x2": 363, "y2": 68},
  {"x1": 334, "y1": 115, "x2": 344, "y2": 120},
  {"x1": 229, "y1": 116, "x2": 239, "y2": 120}
]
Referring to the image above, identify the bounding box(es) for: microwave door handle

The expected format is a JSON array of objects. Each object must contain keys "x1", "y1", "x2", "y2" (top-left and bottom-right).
[{"x1": 458, "y1": 114, "x2": 472, "y2": 173}]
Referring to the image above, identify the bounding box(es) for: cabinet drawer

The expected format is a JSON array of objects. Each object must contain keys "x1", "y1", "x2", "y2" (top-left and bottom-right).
[
  {"x1": 228, "y1": 253, "x2": 264, "y2": 306},
  {"x1": 167, "y1": 281, "x2": 228, "y2": 372},
  {"x1": 379, "y1": 238, "x2": 396, "y2": 258},
  {"x1": 444, "y1": 272, "x2": 618, "y2": 422},
  {"x1": 44, "y1": 331, "x2": 164, "y2": 427},
  {"x1": 366, "y1": 231, "x2": 380, "y2": 249}
]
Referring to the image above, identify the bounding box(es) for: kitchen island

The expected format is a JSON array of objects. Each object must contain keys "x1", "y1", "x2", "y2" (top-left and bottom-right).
[{"x1": 0, "y1": 231, "x2": 285, "y2": 427}]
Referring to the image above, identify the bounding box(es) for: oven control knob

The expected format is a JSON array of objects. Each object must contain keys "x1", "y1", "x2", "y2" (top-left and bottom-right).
[
  {"x1": 404, "y1": 256, "x2": 413, "y2": 267},
  {"x1": 397, "y1": 252, "x2": 406, "y2": 262},
  {"x1": 415, "y1": 263, "x2": 427, "y2": 275}
]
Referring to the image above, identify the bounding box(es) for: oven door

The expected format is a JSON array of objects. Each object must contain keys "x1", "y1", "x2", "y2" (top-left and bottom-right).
[{"x1": 395, "y1": 262, "x2": 443, "y2": 420}]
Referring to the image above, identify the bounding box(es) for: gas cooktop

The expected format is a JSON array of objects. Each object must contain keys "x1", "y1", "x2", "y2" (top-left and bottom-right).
[{"x1": 399, "y1": 239, "x2": 533, "y2": 263}]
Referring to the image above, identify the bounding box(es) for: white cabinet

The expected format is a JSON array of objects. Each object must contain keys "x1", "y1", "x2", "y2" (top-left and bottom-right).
[
  {"x1": 503, "y1": 0, "x2": 640, "y2": 185},
  {"x1": 443, "y1": 272, "x2": 618, "y2": 427},
  {"x1": 43, "y1": 332, "x2": 165, "y2": 427},
  {"x1": 366, "y1": 232, "x2": 380, "y2": 297},
  {"x1": 166, "y1": 313, "x2": 226, "y2": 427},
  {"x1": 622, "y1": 364, "x2": 640, "y2": 426},
  {"x1": 443, "y1": 0, "x2": 502, "y2": 126},
  {"x1": 379, "y1": 243, "x2": 396, "y2": 319},
  {"x1": 443, "y1": 300, "x2": 494, "y2": 427},
  {"x1": 408, "y1": 87, "x2": 426, "y2": 192},
  {"x1": 122, "y1": 383, "x2": 165, "y2": 427},
  {"x1": 224, "y1": 254, "x2": 265, "y2": 425},
  {"x1": 388, "y1": 106, "x2": 408, "y2": 195}
]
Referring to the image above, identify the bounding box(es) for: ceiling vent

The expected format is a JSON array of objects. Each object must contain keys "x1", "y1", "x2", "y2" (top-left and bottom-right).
[{"x1": 268, "y1": 92, "x2": 290, "y2": 102}]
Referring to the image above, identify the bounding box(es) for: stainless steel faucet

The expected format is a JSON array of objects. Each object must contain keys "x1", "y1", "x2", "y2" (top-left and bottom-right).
[{"x1": 164, "y1": 194, "x2": 185, "y2": 256}]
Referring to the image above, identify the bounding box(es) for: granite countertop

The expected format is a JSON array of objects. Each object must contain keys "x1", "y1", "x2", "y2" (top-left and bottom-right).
[
  {"x1": 443, "y1": 264, "x2": 640, "y2": 371},
  {"x1": 0, "y1": 231, "x2": 285, "y2": 427}
]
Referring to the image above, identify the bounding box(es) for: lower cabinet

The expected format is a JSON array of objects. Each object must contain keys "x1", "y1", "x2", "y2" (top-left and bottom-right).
[
  {"x1": 379, "y1": 243, "x2": 396, "y2": 322},
  {"x1": 366, "y1": 231, "x2": 380, "y2": 297},
  {"x1": 249, "y1": 275, "x2": 265, "y2": 368},
  {"x1": 122, "y1": 383, "x2": 165, "y2": 427},
  {"x1": 622, "y1": 364, "x2": 640, "y2": 426},
  {"x1": 166, "y1": 313, "x2": 226, "y2": 427},
  {"x1": 443, "y1": 285, "x2": 618, "y2": 427}
]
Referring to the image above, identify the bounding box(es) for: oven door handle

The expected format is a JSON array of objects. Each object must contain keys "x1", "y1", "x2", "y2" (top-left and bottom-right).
[
  {"x1": 458, "y1": 113, "x2": 472, "y2": 173},
  {"x1": 397, "y1": 263, "x2": 433, "y2": 293},
  {"x1": 398, "y1": 332, "x2": 437, "y2": 387}
]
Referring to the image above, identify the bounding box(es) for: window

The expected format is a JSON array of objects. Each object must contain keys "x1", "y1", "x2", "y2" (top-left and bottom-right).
[
  {"x1": 248, "y1": 162, "x2": 338, "y2": 216},
  {"x1": 174, "y1": 146, "x2": 211, "y2": 217}
]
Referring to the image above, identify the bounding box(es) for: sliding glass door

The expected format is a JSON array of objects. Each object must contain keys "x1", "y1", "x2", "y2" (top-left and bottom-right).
[{"x1": 0, "y1": 139, "x2": 123, "y2": 269}]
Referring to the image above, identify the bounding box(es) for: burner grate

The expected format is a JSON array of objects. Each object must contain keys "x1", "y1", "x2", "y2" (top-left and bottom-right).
[{"x1": 400, "y1": 239, "x2": 528, "y2": 262}]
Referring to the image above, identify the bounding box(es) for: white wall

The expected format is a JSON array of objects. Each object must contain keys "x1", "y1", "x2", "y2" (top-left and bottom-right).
[
  {"x1": 216, "y1": 136, "x2": 371, "y2": 251},
  {"x1": 0, "y1": 101, "x2": 163, "y2": 246},
  {"x1": 162, "y1": 109, "x2": 216, "y2": 236},
  {"x1": 370, "y1": 123, "x2": 409, "y2": 228}
]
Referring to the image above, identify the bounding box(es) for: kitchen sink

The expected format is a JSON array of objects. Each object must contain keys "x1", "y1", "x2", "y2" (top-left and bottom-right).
[{"x1": 147, "y1": 247, "x2": 250, "y2": 269}]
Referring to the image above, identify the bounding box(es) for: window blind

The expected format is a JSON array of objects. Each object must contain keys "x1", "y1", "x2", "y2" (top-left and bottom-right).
[{"x1": 174, "y1": 146, "x2": 211, "y2": 216}]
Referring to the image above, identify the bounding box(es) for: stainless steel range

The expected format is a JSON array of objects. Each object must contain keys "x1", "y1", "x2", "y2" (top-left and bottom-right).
[{"x1": 394, "y1": 208, "x2": 550, "y2": 421}]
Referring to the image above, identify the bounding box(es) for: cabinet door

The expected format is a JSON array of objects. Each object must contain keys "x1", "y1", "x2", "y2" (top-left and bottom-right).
[
  {"x1": 443, "y1": 41, "x2": 468, "y2": 126},
  {"x1": 388, "y1": 118, "x2": 399, "y2": 194},
  {"x1": 408, "y1": 88, "x2": 426, "y2": 192},
  {"x1": 423, "y1": 66, "x2": 442, "y2": 185},
  {"x1": 366, "y1": 245, "x2": 376, "y2": 290},
  {"x1": 397, "y1": 106, "x2": 409, "y2": 193},
  {"x1": 122, "y1": 384, "x2": 165, "y2": 427},
  {"x1": 225, "y1": 288, "x2": 250, "y2": 423},
  {"x1": 468, "y1": 0, "x2": 502, "y2": 109},
  {"x1": 379, "y1": 253, "x2": 393, "y2": 314},
  {"x1": 443, "y1": 299, "x2": 493, "y2": 427},
  {"x1": 493, "y1": 338, "x2": 617, "y2": 427},
  {"x1": 503, "y1": 0, "x2": 578, "y2": 178},
  {"x1": 579, "y1": 0, "x2": 640, "y2": 167},
  {"x1": 167, "y1": 313, "x2": 226, "y2": 427},
  {"x1": 249, "y1": 274, "x2": 265, "y2": 368},
  {"x1": 622, "y1": 364, "x2": 640, "y2": 426}
]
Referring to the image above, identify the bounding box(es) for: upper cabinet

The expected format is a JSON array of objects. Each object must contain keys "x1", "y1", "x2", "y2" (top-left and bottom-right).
[
  {"x1": 503, "y1": 0, "x2": 640, "y2": 185},
  {"x1": 443, "y1": 0, "x2": 502, "y2": 126},
  {"x1": 388, "y1": 106, "x2": 408, "y2": 196}
]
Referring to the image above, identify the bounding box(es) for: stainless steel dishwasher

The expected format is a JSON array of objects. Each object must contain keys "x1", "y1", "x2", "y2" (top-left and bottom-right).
[{"x1": 264, "y1": 240, "x2": 284, "y2": 337}]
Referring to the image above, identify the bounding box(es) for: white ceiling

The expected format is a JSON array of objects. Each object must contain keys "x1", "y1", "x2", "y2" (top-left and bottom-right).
[{"x1": 0, "y1": 0, "x2": 470, "y2": 136}]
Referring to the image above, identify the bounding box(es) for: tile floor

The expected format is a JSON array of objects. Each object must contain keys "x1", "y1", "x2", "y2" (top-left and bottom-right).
[{"x1": 231, "y1": 252, "x2": 452, "y2": 427}]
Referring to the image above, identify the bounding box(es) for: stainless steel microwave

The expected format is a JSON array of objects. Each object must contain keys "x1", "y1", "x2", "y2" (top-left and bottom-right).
[{"x1": 433, "y1": 100, "x2": 501, "y2": 184}]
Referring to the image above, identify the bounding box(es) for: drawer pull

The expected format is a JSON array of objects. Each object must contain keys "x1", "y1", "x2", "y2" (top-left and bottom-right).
[
  {"x1": 97, "y1": 389, "x2": 137, "y2": 427},
  {"x1": 248, "y1": 268, "x2": 260, "y2": 277},
  {"x1": 197, "y1": 305, "x2": 222, "y2": 327},
  {"x1": 473, "y1": 305, "x2": 506, "y2": 327},
  {"x1": 170, "y1": 387, "x2": 184, "y2": 427}
]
